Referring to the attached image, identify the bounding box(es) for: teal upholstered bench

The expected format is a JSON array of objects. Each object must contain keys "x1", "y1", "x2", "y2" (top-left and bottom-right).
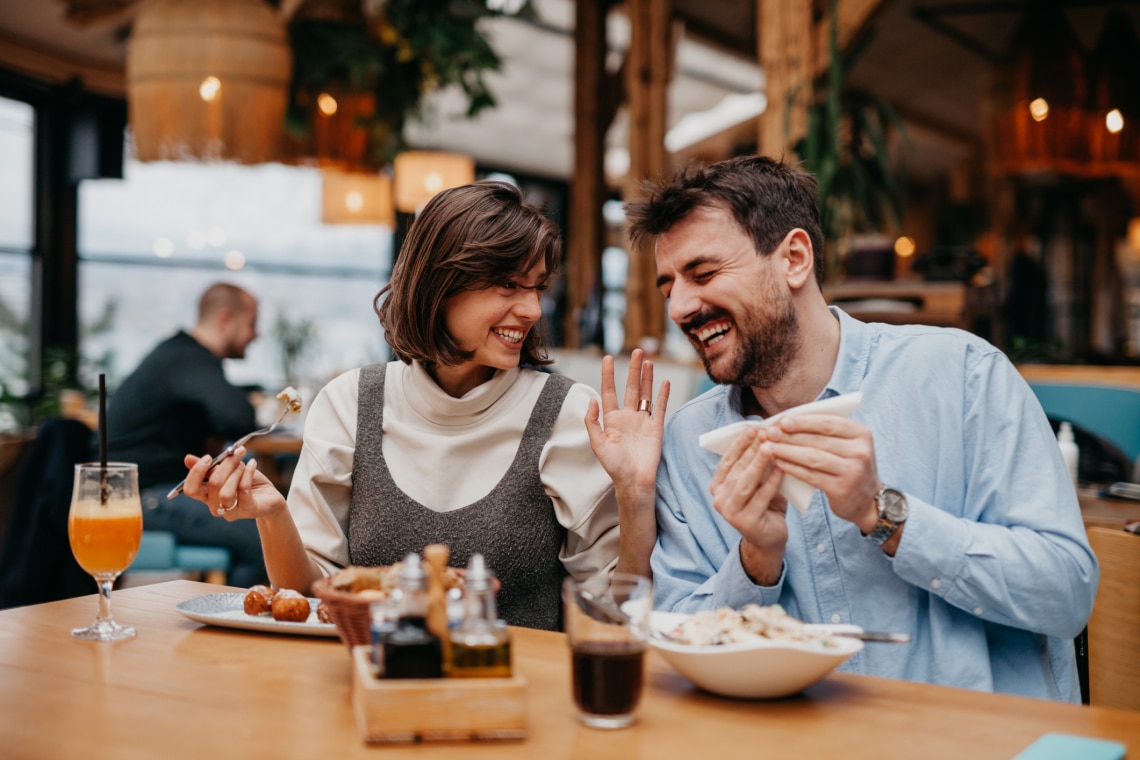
[
  {"x1": 1028, "y1": 383, "x2": 1140, "y2": 465},
  {"x1": 131, "y1": 530, "x2": 231, "y2": 585}
]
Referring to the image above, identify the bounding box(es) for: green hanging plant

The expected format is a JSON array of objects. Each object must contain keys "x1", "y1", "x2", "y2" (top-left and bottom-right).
[
  {"x1": 286, "y1": 0, "x2": 534, "y2": 167},
  {"x1": 787, "y1": 0, "x2": 909, "y2": 279}
]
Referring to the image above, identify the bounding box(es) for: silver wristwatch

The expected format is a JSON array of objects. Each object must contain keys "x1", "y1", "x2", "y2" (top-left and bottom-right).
[{"x1": 866, "y1": 486, "x2": 908, "y2": 545}]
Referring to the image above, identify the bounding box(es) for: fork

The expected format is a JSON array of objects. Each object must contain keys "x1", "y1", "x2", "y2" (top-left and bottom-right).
[{"x1": 166, "y1": 405, "x2": 294, "y2": 499}]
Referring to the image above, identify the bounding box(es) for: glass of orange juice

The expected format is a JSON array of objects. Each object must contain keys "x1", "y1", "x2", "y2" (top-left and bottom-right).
[{"x1": 68, "y1": 463, "x2": 143, "y2": 641}]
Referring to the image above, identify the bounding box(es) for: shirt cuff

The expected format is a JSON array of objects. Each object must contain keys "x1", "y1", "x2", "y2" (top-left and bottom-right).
[{"x1": 707, "y1": 541, "x2": 785, "y2": 607}]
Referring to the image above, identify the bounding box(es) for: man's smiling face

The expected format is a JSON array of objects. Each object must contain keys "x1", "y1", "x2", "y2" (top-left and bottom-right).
[{"x1": 655, "y1": 204, "x2": 801, "y2": 389}]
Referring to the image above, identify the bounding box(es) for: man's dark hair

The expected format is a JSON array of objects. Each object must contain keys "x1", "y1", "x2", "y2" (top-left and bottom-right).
[
  {"x1": 375, "y1": 180, "x2": 560, "y2": 368},
  {"x1": 625, "y1": 155, "x2": 825, "y2": 285}
]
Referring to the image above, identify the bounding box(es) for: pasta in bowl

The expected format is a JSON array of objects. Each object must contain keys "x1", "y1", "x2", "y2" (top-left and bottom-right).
[{"x1": 649, "y1": 605, "x2": 863, "y2": 699}]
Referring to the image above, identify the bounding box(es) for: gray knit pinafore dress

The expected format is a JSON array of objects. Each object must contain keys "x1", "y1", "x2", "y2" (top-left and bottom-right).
[{"x1": 347, "y1": 363, "x2": 572, "y2": 631}]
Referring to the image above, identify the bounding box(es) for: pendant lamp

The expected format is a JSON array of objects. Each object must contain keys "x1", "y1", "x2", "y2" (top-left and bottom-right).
[
  {"x1": 393, "y1": 151, "x2": 475, "y2": 214},
  {"x1": 990, "y1": 0, "x2": 1087, "y2": 175},
  {"x1": 1088, "y1": 10, "x2": 1140, "y2": 176},
  {"x1": 321, "y1": 168, "x2": 395, "y2": 226},
  {"x1": 126, "y1": 0, "x2": 292, "y2": 164}
]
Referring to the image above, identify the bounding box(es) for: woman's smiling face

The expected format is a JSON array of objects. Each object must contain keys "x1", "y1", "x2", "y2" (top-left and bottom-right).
[{"x1": 432, "y1": 260, "x2": 548, "y2": 397}]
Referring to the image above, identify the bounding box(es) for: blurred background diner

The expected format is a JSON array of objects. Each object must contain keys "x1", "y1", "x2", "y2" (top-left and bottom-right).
[{"x1": 3, "y1": 0, "x2": 1140, "y2": 611}]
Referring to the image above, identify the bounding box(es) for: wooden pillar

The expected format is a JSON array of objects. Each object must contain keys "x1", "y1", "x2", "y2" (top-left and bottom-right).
[
  {"x1": 566, "y1": 0, "x2": 618, "y2": 348},
  {"x1": 758, "y1": 0, "x2": 884, "y2": 158},
  {"x1": 622, "y1": 0, "x2": 671, "y2": 351},
  {"x1": 758, "y1": 0, "x2": 813, "y2": 158}
]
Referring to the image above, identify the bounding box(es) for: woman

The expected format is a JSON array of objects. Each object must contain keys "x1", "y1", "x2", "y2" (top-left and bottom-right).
[{"x1": 182, "y1": 181, "x2": 668, "y2": 630}]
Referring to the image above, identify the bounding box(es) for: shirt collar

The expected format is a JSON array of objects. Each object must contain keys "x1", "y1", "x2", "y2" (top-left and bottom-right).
[{"x1": 824, "y1": 306, "x2": 871, "y2": 397}]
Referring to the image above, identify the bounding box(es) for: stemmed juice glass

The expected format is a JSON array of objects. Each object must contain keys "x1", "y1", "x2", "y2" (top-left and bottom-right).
[{"x1": 67, "y1": 463, "x2": 143, "y2": 641}]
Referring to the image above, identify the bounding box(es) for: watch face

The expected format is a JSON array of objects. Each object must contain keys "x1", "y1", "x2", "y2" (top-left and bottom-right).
[{"x1": 879, "y1": 489, "x2": 908, "y2": 522}]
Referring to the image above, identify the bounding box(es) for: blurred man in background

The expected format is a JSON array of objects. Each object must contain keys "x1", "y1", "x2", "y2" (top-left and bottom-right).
[{"x1": 108, "y1": 282, "x2": 268, "y2": 587}]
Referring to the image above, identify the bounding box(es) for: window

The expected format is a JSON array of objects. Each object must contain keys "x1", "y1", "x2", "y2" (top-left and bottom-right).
[
  {"x1": 78, "y1": 159, "x2": 393, "y2": 399},
  {"x1": 0, "y1": 96, "x2": 34, "y2": 430}
]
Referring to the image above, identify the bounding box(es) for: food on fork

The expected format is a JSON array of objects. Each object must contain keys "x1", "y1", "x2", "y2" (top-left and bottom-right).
[
  {"x1": 271, "y1": 589, "x2": 311, "y2": 623},
  {"x1": 276, "y1": 386, "x2": 303, "y2": 413},
  {"x1": 244, "y1": 584, "x2": 276, "y2": 616}
]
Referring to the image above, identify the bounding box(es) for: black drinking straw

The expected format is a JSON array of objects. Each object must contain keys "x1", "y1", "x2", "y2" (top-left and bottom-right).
[{"x1": 98, "y1": 373, "x2": 109, "y2": 505}]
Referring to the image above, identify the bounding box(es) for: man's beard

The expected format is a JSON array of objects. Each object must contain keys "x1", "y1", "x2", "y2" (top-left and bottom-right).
[{"x1": 690, "y1": 290, "x2": 800, "y2": 389}]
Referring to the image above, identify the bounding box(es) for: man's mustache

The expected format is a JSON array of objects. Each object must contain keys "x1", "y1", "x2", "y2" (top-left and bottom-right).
[{"x1": 680, "y1": 309, "x2": 731, "y2": 336}]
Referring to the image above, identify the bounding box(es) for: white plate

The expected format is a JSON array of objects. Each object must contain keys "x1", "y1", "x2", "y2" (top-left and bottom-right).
[
  {"x1": 175, "y1": 593, "x2": 338, "y2": 637},
  {"x1": 648, "y1": 611, "x2": 862, "y2": 699}
]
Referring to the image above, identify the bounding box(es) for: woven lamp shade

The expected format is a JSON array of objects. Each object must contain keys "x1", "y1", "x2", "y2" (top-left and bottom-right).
[
  {"x1": 1088, "y1": 10, "x2": 1140, "y2": 176},
  {"x1": 989, "y1": 1, "x2": 1088, "y2": 176},
  {"x1": 321, "y1": 169, "x2": 394, "y2": 226},
  {"x1": 126, "y1": 0, "x2": 292, "y2": 164},
  {"x1": 393, "y1": 151, "x2": 475, "y2": 214}
]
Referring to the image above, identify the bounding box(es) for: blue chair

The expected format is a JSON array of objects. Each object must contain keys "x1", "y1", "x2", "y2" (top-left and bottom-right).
[
  {"x1": 130, "y1": 530, "x2": 231, "y2": 585},
  {"x1": 1027, "y1": 383, "x2": 1140, "y2": 465}
]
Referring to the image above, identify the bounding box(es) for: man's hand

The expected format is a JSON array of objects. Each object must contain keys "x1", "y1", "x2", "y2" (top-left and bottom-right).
[
  {"x1": 709, "y1": 428, "x2": 788, "y2": 585},
  {"x1": 762, "y1": 414, "x2": 881, "y2": 534}
]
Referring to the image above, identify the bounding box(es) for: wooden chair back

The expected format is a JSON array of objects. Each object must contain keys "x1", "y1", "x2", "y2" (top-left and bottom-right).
[{"x1": 1087, "y1": 526, "x2": 1140, "y2": 710}]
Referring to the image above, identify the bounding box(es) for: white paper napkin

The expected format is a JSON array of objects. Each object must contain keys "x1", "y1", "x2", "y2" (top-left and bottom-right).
[{"x1": 697, "y1": 392, "x2": 863, "y2": 513}]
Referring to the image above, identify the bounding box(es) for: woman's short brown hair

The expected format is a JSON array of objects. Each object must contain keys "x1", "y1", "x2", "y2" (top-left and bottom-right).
[{"x1": 375, "y1": 180, "x2": 561, "y2": 368}]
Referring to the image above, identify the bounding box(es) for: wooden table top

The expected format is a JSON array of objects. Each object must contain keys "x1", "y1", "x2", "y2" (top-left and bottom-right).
[
  {"x1": 1080, "y1": 488, "x2": 1140, "y2": 531},
  {"x1": 2, "y1": 580, "x2": 1139, "y2": 760}
]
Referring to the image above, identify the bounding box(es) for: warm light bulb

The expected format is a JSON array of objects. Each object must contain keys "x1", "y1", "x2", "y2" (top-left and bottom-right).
[
  {"x1": 344, "y1": 190, "x2": 364, "y2": 212},
  {"x1": 1029, "y1": 98, "x2": 1049, "y2": 122},
  {"x1": 894, "y1": 236, "x2": 916, "y2": 258},
  {"x1": 424, "y1": 171, "x2": 444, "y2": 193},
  {"x1": 187, "y1": 230, "x2": 206, "y2": 250},
  {"x1": 199, "y1": 76, "x2": 221, "y2": 102},
  {"x1": 206, "y1": 226, "x2": 226, "y2": 247},
  {"x1": 317, "y1": 93, "x2": 338, "y2": 117},
  {"x1": 1106, "y1": 108, "x2": 1125, "y2": 134},
  {"x1": 224, "y1": 250, "x2": 245, "y2": 270}
]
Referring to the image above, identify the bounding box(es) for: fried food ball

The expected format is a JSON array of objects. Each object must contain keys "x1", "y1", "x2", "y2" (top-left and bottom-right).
[
  {"x1": 271, "y1": 589, "x2": 311, "y2": 623},
  {"x1": 244, "y1": 584, "x2": 276, "y2": 616}
]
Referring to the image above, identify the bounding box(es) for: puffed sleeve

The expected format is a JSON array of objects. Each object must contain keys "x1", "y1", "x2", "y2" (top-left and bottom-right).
[
  {"x1": 286, "y1": 368, "x2": 360, "y2": 577},
  {"x1": 539, "y1": 381, "x2": 621, "y2": 581}
]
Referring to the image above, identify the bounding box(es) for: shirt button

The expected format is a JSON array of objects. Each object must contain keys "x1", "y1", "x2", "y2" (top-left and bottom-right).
[
  {"x1": 816, "y1": 543, "x2": 826, "y2": 554},
  {"x1": 830, "y1": 613, "x2": 841, "y2": 624},
  {"x1": 931, "y1": 578, "x2": 942, "y2": 590},
  {"x1": 973, "y1": 607, "x2": 983, "y2": 616}
]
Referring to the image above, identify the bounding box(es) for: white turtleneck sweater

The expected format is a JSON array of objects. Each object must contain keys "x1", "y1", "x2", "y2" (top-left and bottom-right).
[{"x1": 287, "y1": 360, "x2": 620, "y2": 581}]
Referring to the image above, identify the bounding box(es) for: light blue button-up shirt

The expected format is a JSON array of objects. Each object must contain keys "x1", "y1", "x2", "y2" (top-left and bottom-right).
[{"x1": 651, "y1": 307, "x2": 1098, "y2": 702}]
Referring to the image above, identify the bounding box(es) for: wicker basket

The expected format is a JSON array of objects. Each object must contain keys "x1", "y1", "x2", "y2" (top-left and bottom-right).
[
  {"x1": 311, "y1": 576, "x2": 382, "y2": 651},
  {"x1": 312, "y1": 567, "x2": 485, "y2": 652}
]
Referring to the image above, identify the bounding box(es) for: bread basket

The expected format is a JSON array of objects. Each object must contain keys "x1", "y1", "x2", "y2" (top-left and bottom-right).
[
  {"x1": 312, "y1": 564, "x2": 487, "y2": 651},
  {"x1": 311, "y1": 576, "x2": 381, "y2": 650}
]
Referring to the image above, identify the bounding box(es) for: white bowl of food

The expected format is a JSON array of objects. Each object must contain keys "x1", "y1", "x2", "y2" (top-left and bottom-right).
[{"x1": 648, "y1": 606, "x2": 863, "y2": 699}]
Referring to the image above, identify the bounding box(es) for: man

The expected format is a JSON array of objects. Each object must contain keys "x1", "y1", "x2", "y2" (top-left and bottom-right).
[
  {"x1": 108, "y1": 282, "x2": 268, "y2": 587},
  {"x1": 613, "y1": 155, "x2": 1096, "y2": 702}
]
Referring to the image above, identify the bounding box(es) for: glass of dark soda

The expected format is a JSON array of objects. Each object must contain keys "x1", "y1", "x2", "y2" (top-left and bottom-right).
[{"x1": 563, "y1": 574, "x2": 652, "y2": 729}]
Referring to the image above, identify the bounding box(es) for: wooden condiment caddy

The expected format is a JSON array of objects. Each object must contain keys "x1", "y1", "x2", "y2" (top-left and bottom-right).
[
  {"x1": 351, "y1": 544, "x2": 526, "y2": 743},
  {"x1": 351, "y1": 646, "x2": 527, "y2": 743}
]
